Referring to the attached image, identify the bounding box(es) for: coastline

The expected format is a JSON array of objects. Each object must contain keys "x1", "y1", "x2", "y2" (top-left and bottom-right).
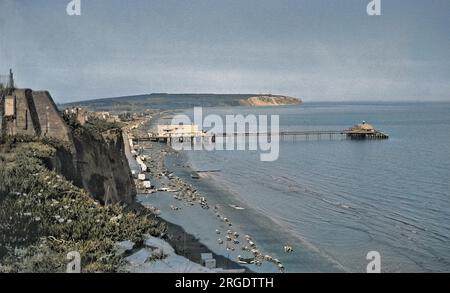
[
  {"x1": 124, "y1": 112, "x2": 345, "y2": 273},
  {"x1": 123, "y1": 118, "x2": 251, "y2": 272},
  {"x1": 127, "y1": 102, "x2": 450, "y2": 273}
]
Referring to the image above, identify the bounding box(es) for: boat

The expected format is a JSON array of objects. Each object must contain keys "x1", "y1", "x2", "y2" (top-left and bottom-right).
[{"x1": 229, "y1": 204, "x2": 245, "y2": 210}]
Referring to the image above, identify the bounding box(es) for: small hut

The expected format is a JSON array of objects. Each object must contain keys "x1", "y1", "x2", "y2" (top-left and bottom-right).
[
  {"x1": 349, "y1": 121, "x2": 375, "y2": 133},
  {"x1": 345, "y1": 121, "x2": 388, "y2": 139}
]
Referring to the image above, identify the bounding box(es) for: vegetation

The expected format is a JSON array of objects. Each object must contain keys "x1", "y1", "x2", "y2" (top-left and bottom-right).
[
  {"x1": 61, "y1": 93, "x2": 257, "y2": 112},
  {"x1": 0, "y1": 134, "x2": 72, "y2": 151},
  {"x1": 0, "y1": 141, "x2": 165, "y2": 272},
  {"x1": 63, "y1": 112, "x2": 124, "y2": 141}
]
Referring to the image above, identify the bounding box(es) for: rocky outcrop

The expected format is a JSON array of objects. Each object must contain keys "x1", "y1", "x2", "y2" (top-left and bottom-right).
[
  {"x1": 239, "y1": 95, "x2": 302, "y2": 107},
  {"x1": 1, "y1": 88, "x2": 135, "y2": 205},
  {"x1": 71, "y1": 128, "x2": 136, "y2": 205},
  {"x1": 43, "y1": 127, "x2": 136, "y2": 205}
]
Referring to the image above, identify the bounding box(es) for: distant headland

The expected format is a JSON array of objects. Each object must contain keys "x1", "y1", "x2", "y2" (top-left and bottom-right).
[
  {"x1": 62, "y1": 93, "x2": 302, "y2": 112},
  {"x1": 239, "y1": 95, "x2": 302, "y2": 107}
]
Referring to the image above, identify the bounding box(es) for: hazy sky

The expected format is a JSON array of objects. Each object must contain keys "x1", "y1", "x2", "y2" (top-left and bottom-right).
[{"x1": 1, "y1": 0, "x2": 449, "y2": 103}]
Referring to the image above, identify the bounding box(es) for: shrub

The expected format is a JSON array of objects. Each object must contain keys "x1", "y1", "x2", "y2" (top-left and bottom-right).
[{"x1": 0, "y1": 142, "x2": 165, "y2": 272}]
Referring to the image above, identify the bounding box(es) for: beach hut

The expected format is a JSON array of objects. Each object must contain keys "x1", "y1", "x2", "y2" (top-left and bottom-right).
[
  {"x1": 200, "y1": 253, "x2": 216, "y2": 269},
  {"x1": 143, "y1": 180, "x2": 151, "y2": 189}
]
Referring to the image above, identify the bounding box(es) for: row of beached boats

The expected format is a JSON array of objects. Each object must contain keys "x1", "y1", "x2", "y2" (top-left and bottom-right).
[{"x1": 213, "y1": 205, "x2": 290, "y2": 272}]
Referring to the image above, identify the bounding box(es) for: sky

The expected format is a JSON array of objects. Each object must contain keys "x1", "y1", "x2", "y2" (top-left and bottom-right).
[{"x1": 0, "y1": 0, "x2": 449, "y2": 103}]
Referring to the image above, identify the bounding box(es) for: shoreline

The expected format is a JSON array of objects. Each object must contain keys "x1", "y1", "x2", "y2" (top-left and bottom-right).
[
  {"x1": 123, "y1": 116, "x2": 251, "y2": 272},
  {"x1": 124, "y1": 111, "x2": 345, "y2": 273}
]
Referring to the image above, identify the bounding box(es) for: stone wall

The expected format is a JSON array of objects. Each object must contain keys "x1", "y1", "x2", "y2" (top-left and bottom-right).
[
  {"x1": 0, "y1": 89, "x2": 71, "y2": 143},
  {"x1": 31, "y1": 91, "x2": 71, "y2": 142},
  {"x1": 13, "y1": 89, "x2": 36, "y2": 136}
]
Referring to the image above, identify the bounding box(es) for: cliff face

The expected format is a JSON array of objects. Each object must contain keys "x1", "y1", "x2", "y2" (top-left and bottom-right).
[
  {"x1": 239, "y1": 95, "x2": 302, "y2": 107},
  {"x1": 1, "y1": 88, "x2": 136, "y2": 205},
  {"x1": 71, "y1": 128, "x2": 136, "y2": 205},
  {"x1": 43, "y1": 128, "x2": 136, "y2": 205}
]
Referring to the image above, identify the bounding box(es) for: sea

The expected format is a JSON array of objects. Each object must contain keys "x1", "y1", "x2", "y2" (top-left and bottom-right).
[{"x1": 173, "y1": 102, "x2": 450, "y2": 272}]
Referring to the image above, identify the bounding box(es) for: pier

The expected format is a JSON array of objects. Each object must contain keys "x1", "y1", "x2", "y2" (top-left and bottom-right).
[{"x1": 132, "y1": 121, "x2": 389, "y2": 143}]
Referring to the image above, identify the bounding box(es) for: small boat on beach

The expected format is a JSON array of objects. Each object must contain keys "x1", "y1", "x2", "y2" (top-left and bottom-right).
[
  {"x1": 158, "y1": 187, "x2": 177, "y2": 192},
  {"x1": 229, "y1": 204, "x2": 245, "y2": 210}
]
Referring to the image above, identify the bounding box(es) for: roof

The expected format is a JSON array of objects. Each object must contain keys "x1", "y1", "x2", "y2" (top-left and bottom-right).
[
  {"x1": 357, "y1": 122, "x2": 375, "y2": 131},
  {"x1": 348, "y1": 121, "x2": 376, "y2": 132}
]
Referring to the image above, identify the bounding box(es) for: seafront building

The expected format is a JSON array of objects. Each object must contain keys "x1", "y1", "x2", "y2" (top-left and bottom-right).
[{"x1": 156, "y1": 124, "x2": 203, "y2": 138}]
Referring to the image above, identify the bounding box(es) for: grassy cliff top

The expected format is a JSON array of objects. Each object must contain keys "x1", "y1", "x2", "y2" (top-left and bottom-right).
[{"x1": 0, "y1": 141, "x2": 165, "y2": 272}]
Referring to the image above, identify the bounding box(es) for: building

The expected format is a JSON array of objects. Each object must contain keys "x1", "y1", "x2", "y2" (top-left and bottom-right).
[
  {"x1": 63, "y1": 108, "x2": 119, "y2": 126},
  {"x1": 347, "y1": 121, "x2": 376, "y2": 133},
  {"x1": 345, "y1": 121, "x2": 388, "y2": 139},
  {"x1": 156, "y1": 124, "x2": 203, "y2": 138},
  {"x1": 64, "y1": 107, "x2": 88, "y2": 125},
  {"x1": 1, "y1": 88, "x2": 72, "y2": 142}
]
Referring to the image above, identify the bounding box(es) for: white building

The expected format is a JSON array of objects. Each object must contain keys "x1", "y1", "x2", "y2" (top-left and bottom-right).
[{"x1": 156, "y1": 124, "x2": 203, "y2": 138}]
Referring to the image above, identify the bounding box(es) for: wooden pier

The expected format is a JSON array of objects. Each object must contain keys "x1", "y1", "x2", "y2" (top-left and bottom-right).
[
  {"x1": 132, "y1": 128, "x2": 389, "y2": 143},
  {"x1": 131, "y1": 121, "x2": 388, "y2": 143}
]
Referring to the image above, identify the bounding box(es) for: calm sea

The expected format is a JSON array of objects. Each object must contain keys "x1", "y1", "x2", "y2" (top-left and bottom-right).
[{"x1": 182, "y1": 102, "x2": 450, "y2": 272}]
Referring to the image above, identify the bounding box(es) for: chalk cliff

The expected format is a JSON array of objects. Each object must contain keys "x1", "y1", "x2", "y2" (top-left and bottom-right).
[{"x1": 239, "y1": 95, "x2": 302, "y2": 107}]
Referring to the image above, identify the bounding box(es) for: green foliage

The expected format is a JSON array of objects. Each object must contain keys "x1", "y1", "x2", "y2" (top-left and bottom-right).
[
  {"x1": 85, "y1": 117, "x2": 121, "y2": 133},
  {"x1": 63, "y1": 112, "x2": 122, "y2": 141},
  {"x1": 0, "y1": 142, "x2": 165, "y2": 272},
  {"x1": 0, "y1": 196, "x2": 41, "y2": 259}
]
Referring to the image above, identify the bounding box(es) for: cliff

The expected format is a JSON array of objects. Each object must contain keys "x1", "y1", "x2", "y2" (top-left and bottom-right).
[
  {"x1": 0, "y1": 141, "x2": 163, "y2": 272},
  {"x1": 239, "y1": 95, "x2": 302, "y2": 107},
  {"x1": 71, "y1": 127, "x2": 136, "y2": 205},
  {"x1": 43, "y1": 126, "x2": 136, "y2": 205},
  {"x1": 0, "y1": 88, "x2": 135, "y2": 205}
]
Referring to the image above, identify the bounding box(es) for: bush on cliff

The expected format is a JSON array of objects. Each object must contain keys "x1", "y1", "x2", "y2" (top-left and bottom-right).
[
  {"x1": 0, "y1": 142, "x2": 165, "y2": 272},
  {"x1": 63, "y1": 113, "x2": 122, "y2": 141}
]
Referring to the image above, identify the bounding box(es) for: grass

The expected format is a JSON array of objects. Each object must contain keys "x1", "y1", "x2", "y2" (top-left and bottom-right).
[{"x1": 0, "y1": 141, "x2": 165, "y2": 272}]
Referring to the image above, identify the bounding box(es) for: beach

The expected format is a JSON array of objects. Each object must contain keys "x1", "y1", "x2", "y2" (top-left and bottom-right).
[
  {"x1": 123, "y1": 116, "x2": 257, "y2": 272},
  {"x1": 124, "y1": 112, "x2": 344, "y2": 273}
]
